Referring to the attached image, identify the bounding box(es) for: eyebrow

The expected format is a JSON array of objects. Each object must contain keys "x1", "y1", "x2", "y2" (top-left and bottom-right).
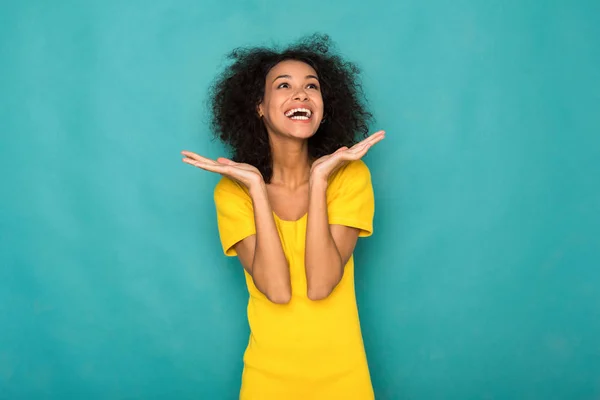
[{"x1": 272, "y1": 74, "x2": 319, "y2": 83}]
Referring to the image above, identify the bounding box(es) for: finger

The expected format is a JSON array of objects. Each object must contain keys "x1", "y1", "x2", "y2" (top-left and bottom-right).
[
  {"x1": 181, "y1": 151, "x2": 217, "y2": 164},
  {"x1": 348, "y1": 142, "x2": 371, "y2": 154},
  {"x1": 364, "y1": 132, "x2": 385, "y2": 147},
  {"x1": 182, "y1": 157, "x2": 197, "y2": 165},
  {"x1": 358, "y1": 130, "x2": 385, "y2": 147},
  {"x1": 369, "y1": 130, "x2": 386, "y2": 140},
  {"x1": 186, "y1": 159, "x2": 230, "y2": 174},
  {"x1": 183, "y1": 158, "x2": 209, "y2": 167},
  {"x1": 216, "y1": 157, "x2": 236, "y2": 165},
  {"x1": 350, "y1": 138, "x2": 371, "y2": 151},
  {"x1": 354, "y1": 130, "x2": 385, "y2": 147},
  {"x1": 344, "y1": 140, "x2": 378, "y2": 160},
  {"x1": 182, "y1": 157, "x2": 218, "y2": 168},
  {"x1": 351, "y1": 132, "x2": 385, "y2": 152},
  {"x1": 344, "y1": 146, "x2": 370, "y2": 160},
  {"x1": 334, "y1": 146, "x2": 348, "y2": 154},
  {"x1": 186, "y1": 161, "x2": 252, "y2": 184},
  {"x1": 182, "y1": 157, "x2": 224, "y2": 170}
]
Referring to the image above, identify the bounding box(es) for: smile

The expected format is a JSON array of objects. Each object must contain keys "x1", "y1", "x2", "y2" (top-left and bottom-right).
[{"x1": 284, "y1": 108, "x2": 313, "y2": 120}]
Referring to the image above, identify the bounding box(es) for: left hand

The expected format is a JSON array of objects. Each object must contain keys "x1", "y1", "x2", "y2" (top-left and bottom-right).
[{"x1": 310, "y1": 130, "x2": 385, "y2": 182}]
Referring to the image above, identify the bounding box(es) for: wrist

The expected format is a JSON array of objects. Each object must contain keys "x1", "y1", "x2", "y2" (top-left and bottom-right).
[
  {"x1": 248, "y1": 181, "x2": 268, "y2": 200},
  {"x1": 309, "y1": 175, "x2": 329, "y2": 191}
]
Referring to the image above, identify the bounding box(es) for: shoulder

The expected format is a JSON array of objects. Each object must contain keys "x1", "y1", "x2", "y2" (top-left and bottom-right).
[
  {"x1": 213, "y1": 176, "x2": 251, "y2": 203},
  {"x1": 329, "y1": 160, "x2": 372, "y2": 188},
  {"x1": 326, "y1": 160, "x2": 375, "y2": 235}
]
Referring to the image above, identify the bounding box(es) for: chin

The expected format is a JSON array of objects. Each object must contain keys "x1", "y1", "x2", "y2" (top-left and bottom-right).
[
  {"x1": 288, "y1": 127, "x2": 319, "y2": 140},
  {"x1": 268, "y1": 120, "x2": 319, "y2": 140}
]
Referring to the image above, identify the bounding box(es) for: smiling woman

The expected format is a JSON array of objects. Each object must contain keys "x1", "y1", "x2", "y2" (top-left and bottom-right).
[
  {"x1": 258, "y1": 60, "x2": 325, "y2": 141},
  {"x1": 181, "y1": 33, "x2": 384, "y2": 399}
]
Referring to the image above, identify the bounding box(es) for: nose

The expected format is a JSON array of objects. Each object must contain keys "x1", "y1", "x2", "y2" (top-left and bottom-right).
[{"x1": 293, "y1": 88, "x2": 308, "y2": 101}]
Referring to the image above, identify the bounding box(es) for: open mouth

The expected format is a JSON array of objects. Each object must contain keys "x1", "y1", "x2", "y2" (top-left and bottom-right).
[{"x1": 284, "y1": 108, "x2": 313, "y2": 121}]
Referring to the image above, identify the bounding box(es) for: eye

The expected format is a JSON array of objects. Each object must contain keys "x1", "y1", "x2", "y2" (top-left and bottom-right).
[
  {"x1": 307, "y1": 83, "x2": 319, "y2": 90},
  {"x1": 277, "y1": 82, "x2": 290, "y2": 89}
]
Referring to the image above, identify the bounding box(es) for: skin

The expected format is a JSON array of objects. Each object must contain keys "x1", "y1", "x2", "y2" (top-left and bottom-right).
[{"x1": 182, "y1": 60, "x2": 385, "y2": 303}]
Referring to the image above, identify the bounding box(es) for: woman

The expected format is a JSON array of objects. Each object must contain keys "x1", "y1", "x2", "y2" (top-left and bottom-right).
[{"x1": 182, "y1": 34, "x2": 384, "y2": 399}]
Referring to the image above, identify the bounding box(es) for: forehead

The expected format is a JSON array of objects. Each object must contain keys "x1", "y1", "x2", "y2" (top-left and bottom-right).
[{"x1": 266, "y1": 60, "x2": 318, "y2": 79}]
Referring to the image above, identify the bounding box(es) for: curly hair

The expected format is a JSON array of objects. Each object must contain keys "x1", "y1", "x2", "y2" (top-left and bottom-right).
[{"x1": 207, "y1": 33, "x2": 373, "y2": 183}]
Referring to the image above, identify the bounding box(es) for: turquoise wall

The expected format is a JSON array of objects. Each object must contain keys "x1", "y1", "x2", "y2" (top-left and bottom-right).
[{"x1": 1, "y1": 1, "x2": 599, "y2": 399}]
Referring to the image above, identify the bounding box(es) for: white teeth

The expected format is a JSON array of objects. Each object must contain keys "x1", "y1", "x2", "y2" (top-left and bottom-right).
[{"x1": 284, "y1": 108, "x2": 312, "y2": 118}]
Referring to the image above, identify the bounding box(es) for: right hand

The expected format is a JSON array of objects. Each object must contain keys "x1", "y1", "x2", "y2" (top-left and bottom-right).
[{"x1": 181, "y1": 150, "x2": 264, "y2": 190}]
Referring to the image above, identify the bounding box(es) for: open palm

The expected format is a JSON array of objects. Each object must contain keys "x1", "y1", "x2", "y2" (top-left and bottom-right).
[
  {"x1": 310, "y1": 130, "x2": 385, "y2": 181},
  {"x1": 181, "y1": 151, "x2": 263, "y2": 189}
]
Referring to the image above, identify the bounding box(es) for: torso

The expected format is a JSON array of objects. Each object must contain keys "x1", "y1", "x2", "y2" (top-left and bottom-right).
[{"x1": 214, "y1": 160, "x2": 375, "y2": 399}]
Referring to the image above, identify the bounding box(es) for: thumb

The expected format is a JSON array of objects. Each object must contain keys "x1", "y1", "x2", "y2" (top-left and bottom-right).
[{"x1": 217, "y1": 157, "x2": 235, "y2": 165}]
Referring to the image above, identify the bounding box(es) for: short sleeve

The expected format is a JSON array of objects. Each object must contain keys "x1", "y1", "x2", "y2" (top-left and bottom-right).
[
  {"x1": 213, "y1": 177, "x2": 256, "y2": 256},
  {"x1": 327, "y1": 160, "x2": 375, "y2": 237}
]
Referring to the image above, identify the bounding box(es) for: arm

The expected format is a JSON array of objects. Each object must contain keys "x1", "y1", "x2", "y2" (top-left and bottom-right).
[
  {"x1": 304, "y1": 177, "x2": 360, "y2": 300},
  {"x1": 181, "y1": 151, "x2": 291, "y2": 304},
  {"x1": 304, "y1": 130, "x2": 385, "y2": 300},
  {"x1": 233, "y1": 183, "x2": 291, "y2": 304}
]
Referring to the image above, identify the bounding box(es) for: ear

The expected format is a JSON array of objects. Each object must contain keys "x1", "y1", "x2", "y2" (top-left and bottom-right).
[{"x1": 256, "y1": 103, "x2": 264, "y2": 118}]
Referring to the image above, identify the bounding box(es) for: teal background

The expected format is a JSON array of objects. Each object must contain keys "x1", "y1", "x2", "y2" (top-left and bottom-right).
[{"x1": 1, "y1": 1, "x2": 599, "y2": 399}]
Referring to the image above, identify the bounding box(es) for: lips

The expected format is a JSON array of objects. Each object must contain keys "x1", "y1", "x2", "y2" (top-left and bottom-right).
[{"x1": 284, "y1": 107, "x2": 313, "y2": 120}]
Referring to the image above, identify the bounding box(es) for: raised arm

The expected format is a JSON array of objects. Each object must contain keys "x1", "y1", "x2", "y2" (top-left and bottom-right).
[
  {"x1": 182, "y1": 152, "x2": 291, "y2": 304},
  {"x1": 233, "y1": 183, "x2": 291, "y2": 304},
  {"x1": 304, "y1": 131, "x2": 384, "y2": 300},
  {"x1": 304, "y1": 177, "x2": 360, "y2": 300}
]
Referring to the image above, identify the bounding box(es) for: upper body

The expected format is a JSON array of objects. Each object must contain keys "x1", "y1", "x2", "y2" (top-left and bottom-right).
[{"x1": 214, "y1": 159, "x2": 376, "y2": 398}]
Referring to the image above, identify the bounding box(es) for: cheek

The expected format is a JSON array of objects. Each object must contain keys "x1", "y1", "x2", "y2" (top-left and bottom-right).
[
  {"x1": 314, "y1": 95, "x2": 325, "y2": 113},
  {"x1": 266, "y1": 93, "x2": 284, "y2": 111}
]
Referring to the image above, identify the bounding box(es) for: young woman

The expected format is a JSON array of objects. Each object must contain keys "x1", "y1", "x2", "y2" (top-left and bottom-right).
[{"x1": 182, "y1": 34, "x2": 384, "y2": 399}]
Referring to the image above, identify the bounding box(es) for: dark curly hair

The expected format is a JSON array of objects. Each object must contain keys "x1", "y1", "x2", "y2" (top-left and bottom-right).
[{"x1": 208, "y1": 33, "x2": 373, "y2": 183}]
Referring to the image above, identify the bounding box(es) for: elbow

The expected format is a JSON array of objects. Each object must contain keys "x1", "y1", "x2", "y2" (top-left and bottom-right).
[
  {"x1": 306, "y1": 267, "x2": 342, "y2": 301},
  {"x1": 305, "y1": 257, "x2": 343, "y2": 301},
  {"x1": 266, "y1": 288, "x2": 292, "y2": 304},
  {"x1": 307, "y1": 283, "x2": 335, "y2": 301}
]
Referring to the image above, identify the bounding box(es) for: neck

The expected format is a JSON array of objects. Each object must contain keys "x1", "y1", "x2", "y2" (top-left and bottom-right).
[{"x1": 269, "y1": 135, "x2": 311, "y2": 189}]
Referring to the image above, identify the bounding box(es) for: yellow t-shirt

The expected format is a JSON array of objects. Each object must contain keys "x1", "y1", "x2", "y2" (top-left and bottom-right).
[{"x1": 214, "y1": 160, "x2": 375, "y2": 400}]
